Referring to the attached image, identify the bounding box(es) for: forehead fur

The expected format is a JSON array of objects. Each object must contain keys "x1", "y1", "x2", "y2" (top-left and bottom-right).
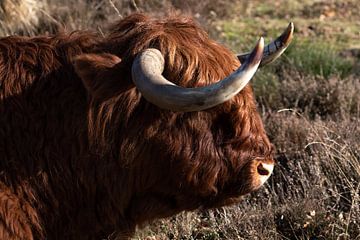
[
  {"x1": 105, "y1": 13, "x2": 240, "y2": 88},
  {"x1": 98, "y1": 13, "x2": 273, "y2": 158}
]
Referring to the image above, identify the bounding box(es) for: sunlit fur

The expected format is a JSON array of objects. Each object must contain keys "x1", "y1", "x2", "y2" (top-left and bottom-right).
[{"x1": 0, "y1": 13, "x2": 273, "y2": 239}]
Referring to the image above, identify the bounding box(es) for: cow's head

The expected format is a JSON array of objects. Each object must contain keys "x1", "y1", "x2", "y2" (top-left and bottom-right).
[{"x1": 73, "y1": 13, "x2": 292, "y2": 217}]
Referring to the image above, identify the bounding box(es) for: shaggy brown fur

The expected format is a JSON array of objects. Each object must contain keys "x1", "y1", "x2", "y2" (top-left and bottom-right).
[{"x1": 0, "y1": 13, "x2": 274, "y2": 239}]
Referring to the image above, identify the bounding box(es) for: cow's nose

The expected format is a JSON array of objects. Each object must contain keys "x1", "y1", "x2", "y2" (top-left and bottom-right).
[{"x1": 257, "y1": 162, "x2": 274, "y2": 185}]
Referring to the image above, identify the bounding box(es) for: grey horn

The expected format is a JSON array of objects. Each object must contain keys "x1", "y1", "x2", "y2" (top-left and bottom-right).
[
  {"x1": 238, "y1": 22, "x2": 294, "y2": 67},
  {"x1": 131, "y1": 37, "x2": 264, "y2": 112}
]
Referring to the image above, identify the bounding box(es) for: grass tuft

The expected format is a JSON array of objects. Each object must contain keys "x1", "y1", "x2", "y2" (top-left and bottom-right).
[{"x1": 283, "y1": 40, "x2": 354, "y2": 79}]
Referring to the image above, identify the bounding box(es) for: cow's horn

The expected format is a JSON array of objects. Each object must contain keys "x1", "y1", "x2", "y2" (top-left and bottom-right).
[
  {"x1": 131, "y1": 37, "x2": 264, "y2": 112},
  {"x1": 237, "y1": 22, "x2": 294, "y2": 67}
]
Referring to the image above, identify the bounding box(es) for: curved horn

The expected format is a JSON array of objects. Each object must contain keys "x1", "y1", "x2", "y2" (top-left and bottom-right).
[
  {"x1": 238, "y1": 22, "x2": 294, "y2": 67},
  {"x1": 131, "y1": 37, "x2": 264, "y2": 112}
]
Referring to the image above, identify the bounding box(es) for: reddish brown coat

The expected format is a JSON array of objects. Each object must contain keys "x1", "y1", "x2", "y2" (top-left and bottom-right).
[{"x1": 0, "y1": 13, "x2": 273, "y2": 239}]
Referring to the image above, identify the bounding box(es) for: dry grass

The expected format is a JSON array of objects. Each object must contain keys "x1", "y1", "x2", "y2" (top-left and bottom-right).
[
  {"x1": 0, "y1": 0, "x2": 359, "y2": 239},
  {"x1": 0, "y1": 0, "x2": 47, "y2": 35}
]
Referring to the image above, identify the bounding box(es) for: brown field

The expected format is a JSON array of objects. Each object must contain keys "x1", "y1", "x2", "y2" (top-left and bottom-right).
[{"x1": 1, "y1": 0, "x2": 359, "y2": 239}]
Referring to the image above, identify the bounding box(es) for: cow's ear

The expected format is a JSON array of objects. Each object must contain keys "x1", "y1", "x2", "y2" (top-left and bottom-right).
[{"x1": 73, "y1": 53, "x2": 134, "y2": 100}]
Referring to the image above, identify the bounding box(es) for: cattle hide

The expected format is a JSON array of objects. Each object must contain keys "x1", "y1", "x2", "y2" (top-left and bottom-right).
[{"x1": 0, "y1": 13, "x2": 274, "y2": 239}]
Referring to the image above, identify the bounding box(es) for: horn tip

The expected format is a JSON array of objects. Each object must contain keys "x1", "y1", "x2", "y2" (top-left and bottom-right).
[
  {"x1": 244, "y1": 37, "x2": 264, "y2": 67},
  {"x1": 255, "y1": 37, "x2": 265, "y2": 63},
  {"x1": 280, "y1": 22, "x2": 294, "y2": 46},
  {"x1": 288, "y1": 22, "x2": 294, "y2": 31},
  {"x1": 287, "y1": 22, "x2": 295, "y2": 37},
  {"x1": 259, "y1": 37, "x2": 265, "y2": 47}
]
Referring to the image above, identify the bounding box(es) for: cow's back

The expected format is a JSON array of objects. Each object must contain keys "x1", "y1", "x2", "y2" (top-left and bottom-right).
[{"x1": 0, "y1": 32, "x2": 102, "y2": 239}]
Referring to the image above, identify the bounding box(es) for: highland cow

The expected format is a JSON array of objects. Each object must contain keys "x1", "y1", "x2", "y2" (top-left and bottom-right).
[{"x1": 0, "y1": 13, "x2": 293, "y2": 239}]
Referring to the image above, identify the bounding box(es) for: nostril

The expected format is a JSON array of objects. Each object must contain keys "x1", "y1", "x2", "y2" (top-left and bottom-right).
[{"x1": 257, "y1": 162, "x2": 273, "y2": 176}]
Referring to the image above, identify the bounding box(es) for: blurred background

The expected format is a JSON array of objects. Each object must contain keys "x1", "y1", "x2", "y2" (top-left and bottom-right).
[{"x1": 1, "y1": 0, "x2": 359, "y2": 239}]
